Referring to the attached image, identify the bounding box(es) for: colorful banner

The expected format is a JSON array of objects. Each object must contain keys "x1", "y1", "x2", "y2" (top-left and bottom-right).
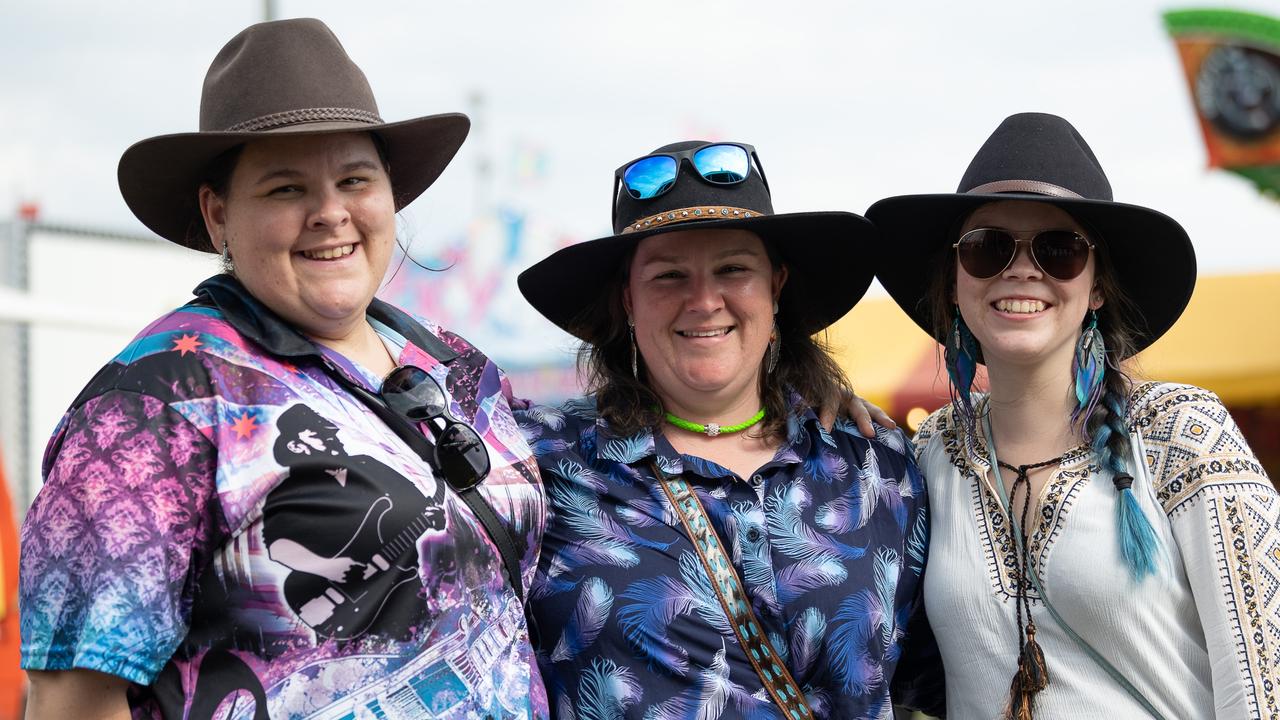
[{"x1": 1165, "y1": 9, "x2": 1280, "y2": 197}]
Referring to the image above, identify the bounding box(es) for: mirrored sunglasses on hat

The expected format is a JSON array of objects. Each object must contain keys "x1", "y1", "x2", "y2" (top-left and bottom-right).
[
  {"x1": 614, "y1": 142, "x2": 769, "y2": 202},
  {"x1": 954, "y1": 228, "x2": 1095, "y2": 281}
]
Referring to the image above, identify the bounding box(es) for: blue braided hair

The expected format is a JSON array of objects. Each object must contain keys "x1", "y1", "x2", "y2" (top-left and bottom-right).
[{"x1": 1078, "y1": 343, "x2": 1161, "y2": 580}]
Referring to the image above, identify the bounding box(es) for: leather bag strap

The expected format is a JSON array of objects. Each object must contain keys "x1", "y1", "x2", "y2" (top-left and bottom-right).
[{"x1": 652, "y1": 462, "x2": 813, "y2": 720}]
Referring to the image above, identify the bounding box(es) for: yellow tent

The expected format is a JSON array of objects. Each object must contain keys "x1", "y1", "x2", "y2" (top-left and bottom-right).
[{"x1": 1134, "y1": 272, "x2": 1280, "y2": 405}]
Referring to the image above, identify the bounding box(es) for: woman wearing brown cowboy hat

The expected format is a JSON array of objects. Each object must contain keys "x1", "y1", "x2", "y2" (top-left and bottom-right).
[
  {"x1": 869, "y1": 112, "x2": 1278, "y2": 719},
  {"x1": 20, "y1": 19, "x2": 548, "y2": 719},
  {"x1": 515, "y1": 141, "x2": 944, "y2": 719}
]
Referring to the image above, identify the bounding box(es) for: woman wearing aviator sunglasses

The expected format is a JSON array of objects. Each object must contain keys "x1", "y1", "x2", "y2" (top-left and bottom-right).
[
  {"x1": 869, "y1": 113, "x2": 1278, "y2": 719},
  {"x1": 516, "y1": 141, "x2": 943, "y2": 719}
]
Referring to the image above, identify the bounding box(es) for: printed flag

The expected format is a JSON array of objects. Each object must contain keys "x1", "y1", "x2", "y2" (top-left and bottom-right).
[{"x1": 1165, "y1": 9, "x2": 1280, "y2": 198}]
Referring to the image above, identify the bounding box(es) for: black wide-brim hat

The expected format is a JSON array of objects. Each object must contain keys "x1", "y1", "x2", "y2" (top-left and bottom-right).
[
  {"x1": 118, "y1": 18, "x2": 469, "y2": 250},
  {"x1": 519, "y1": 140, "x2": 877, "y2": 339},
  {"x1": 867, "y1": 112, "x2": 1196, "y2": 358}
]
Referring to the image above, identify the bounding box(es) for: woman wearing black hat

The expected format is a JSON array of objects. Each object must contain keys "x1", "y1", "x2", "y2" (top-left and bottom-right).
[
  {"x1": 20, "y1": 19, "x2": 546, "y2": 719},
  {"x1": 516, "y1": 141, "x2": 943, "y2": 719},
  {"x1": 869, "y1": 113, "x2": 1278, "y2": 719}
]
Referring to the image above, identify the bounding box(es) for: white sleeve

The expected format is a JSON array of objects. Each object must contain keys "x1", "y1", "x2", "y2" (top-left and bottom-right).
[{"x1": 1135, "y1": 383, "x2": 1279, "y2": 719}]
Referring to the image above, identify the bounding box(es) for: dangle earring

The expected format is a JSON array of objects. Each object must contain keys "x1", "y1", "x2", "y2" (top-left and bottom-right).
[
  {"x1": 219, "y1": 237, "x2": 234, "y2": 274},
  {"x1": 766, "y1": 301, "x2": 780, "y2": 374},
  {"x1": 1070, "y1": 310, "x2": 1106, "y2": 429},
  {"x1": 766, "y1": 323, "x2": 781, "y2": 374},
  {"x1": 628, "y1": 319, "x2": 639, "y2": 379},
  {"x1": 945, "y1": 306, "x2": 979, "y2": 417}
]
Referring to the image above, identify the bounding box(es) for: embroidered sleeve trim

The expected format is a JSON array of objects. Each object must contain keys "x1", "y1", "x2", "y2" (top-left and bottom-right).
[{"x1": 1205, "y1": 492, "x2": 1279, "y2": 719}]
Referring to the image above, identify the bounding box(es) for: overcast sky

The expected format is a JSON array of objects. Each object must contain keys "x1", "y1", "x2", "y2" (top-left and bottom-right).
[{"x1": 3, "y1": 0, "x2": 1279, "y2": 303}]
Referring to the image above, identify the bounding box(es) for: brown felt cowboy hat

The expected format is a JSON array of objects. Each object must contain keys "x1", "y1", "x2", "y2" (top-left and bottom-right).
[
  {"x1": 867, "y1": 112, "x2": 1197, "y2": 357},
  {"x1": 118, "y1": 18, "x2": 469, "y2": 250},
  {"x1": 518, "y1": 140, "x2": 878, "y2": 339}
]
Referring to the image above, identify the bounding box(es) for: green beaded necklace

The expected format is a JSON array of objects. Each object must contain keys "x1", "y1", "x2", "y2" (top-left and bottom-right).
[{"x1": 664, "y1": 408, "x2": 766, "y2": 437}]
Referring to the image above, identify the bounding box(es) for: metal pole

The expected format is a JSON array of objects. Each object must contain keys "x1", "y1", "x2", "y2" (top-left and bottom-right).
[
  {"x1": 0, "y1": 220, "x2": 31, "y2": 511},
  {"x1": 263, "y1": 0, "x2": 277, "y2": 21}
]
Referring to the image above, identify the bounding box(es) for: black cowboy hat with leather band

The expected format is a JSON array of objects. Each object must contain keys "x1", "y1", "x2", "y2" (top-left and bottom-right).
[
  {"x1": 866, "y1": 112, "x2": 1197, "y2": 358},
  {"x1": 118, "y1": 18, "x2": 469, "y2": 250},
  {"x1": 519, "y1": 140, "x2": 878, "y2": 339}
]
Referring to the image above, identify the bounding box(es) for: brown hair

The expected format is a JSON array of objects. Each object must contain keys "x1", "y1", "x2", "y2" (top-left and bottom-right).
[
  {"x1": 186, "y1": 144, "x2": 245, "y2": 252},
  {"x1": 569, "y1": 240, "x2": 851, "y2": 442}
]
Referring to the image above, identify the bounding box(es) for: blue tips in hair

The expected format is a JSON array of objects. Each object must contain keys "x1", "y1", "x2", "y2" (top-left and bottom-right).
[
  {"x1": 1116, "y1": 486, "x2": 1160, "y2": 580},
  {"x1": 1098, "y1": 392, "x2": 1162, "y2": 582}
]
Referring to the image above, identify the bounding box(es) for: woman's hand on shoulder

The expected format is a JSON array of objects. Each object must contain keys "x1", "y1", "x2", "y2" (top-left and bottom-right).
[{"x1": 818, "y1": 387, "x2": 896, "y2": 437}]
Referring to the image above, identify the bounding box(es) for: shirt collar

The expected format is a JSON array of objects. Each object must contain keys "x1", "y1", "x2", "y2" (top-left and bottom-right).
[
  {"x1": 783, "y1": 400, "x2": 821, "y2": 463},
  {"x1": 590, "y1": 412, "x2": 677, "y2": 473},
  {"x1": 190, "y1": 274, "x2": 458, "y2": 367}
]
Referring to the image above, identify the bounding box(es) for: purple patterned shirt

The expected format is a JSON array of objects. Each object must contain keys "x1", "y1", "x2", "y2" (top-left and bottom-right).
[{"x1": 20, "y1": 275, "x2": 549, "y2": 719}]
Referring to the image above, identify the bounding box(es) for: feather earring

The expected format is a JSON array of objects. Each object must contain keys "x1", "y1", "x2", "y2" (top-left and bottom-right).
[
  {"x1": 1070, "y1": 310, "x2": 1106, "y2": 429},
  {"x1": 628, "y1": 320, "x2": 639, "y2": 379},
  {"x1": 945, "y1": 307, "x2": 978, "y2": 417}
]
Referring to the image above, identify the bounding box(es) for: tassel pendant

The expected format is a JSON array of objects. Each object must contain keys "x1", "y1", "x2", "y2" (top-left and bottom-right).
[
  {"x1": 1003, "y1": 624, "x2": 1049, "y2": 719},
  {"x1": 1020, "y1": 624, "x2": 1049, "y2": 692}
]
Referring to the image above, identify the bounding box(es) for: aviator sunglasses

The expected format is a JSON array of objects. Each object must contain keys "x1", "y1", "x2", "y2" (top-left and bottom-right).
[
  {"x1": 953, "y1": 228, "x2": 1095, "y2": 281},
  {"x1": 382, "y1": 365, "x2": 490, "y2": 491},
  {"x1": 615, "y1": 142, "x2": 768, "y2": 201}
]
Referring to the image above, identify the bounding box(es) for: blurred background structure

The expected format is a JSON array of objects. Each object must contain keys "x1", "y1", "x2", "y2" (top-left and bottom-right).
[{"x1": 1, "y1": 1, "x2": 1279, "y2": 716}]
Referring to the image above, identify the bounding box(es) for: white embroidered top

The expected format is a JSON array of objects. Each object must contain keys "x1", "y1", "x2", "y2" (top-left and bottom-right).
[{"x1": 914, "y1": 382, "x2": 1278, "y2": 720}]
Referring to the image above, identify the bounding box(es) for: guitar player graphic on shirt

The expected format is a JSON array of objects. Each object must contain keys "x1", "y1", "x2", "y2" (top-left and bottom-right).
[{"x1": 263, "y1": 404, "x2": 447, "y2": 642}]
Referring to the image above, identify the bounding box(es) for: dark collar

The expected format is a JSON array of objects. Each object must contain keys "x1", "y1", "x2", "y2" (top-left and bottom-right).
[{"x1": 189, "y1": 274, "x2": 458, "y2": 364}]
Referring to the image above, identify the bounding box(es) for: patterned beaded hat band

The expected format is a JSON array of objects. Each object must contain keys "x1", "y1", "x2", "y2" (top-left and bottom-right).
[
  {"x1": 518, "y1": 139, "x2": 879, "y2": 339},
  {"x1": 622, "y1": 206, "x2": 763, "y2": 233},
  {"x1": 117, "y1": 18, "x2": 470, "y2": 250}
]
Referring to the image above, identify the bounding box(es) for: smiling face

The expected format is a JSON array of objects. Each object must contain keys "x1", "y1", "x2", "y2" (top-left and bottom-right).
[
  {"x1": 623, "y1": 228, "x2": 787, "y2": 415},
  {"x1": 955, "y1": 200, "x2": 1103, "y2": 372},
  {"x1": 199, "y1": 132, "x2": 397, "y2": 342}
]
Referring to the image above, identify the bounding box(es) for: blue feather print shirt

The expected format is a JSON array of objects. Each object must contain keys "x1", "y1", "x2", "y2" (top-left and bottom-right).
[{"x1": 516, "y1": 395, "x2": 941, "y2": 720}]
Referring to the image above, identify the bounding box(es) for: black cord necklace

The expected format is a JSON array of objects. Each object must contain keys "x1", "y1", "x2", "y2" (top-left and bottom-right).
[{"x1": 997, "y1": 455, "x2": 1063, "y2": 719}]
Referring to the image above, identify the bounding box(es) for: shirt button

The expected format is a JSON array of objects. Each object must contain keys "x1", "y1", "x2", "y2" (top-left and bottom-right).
[
  {"x1": 746, "y1": 527, "x2": 762, "y2": 543},
  {"x1": 751, "y1": 474, "x2": 764, "y2": 486}
]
